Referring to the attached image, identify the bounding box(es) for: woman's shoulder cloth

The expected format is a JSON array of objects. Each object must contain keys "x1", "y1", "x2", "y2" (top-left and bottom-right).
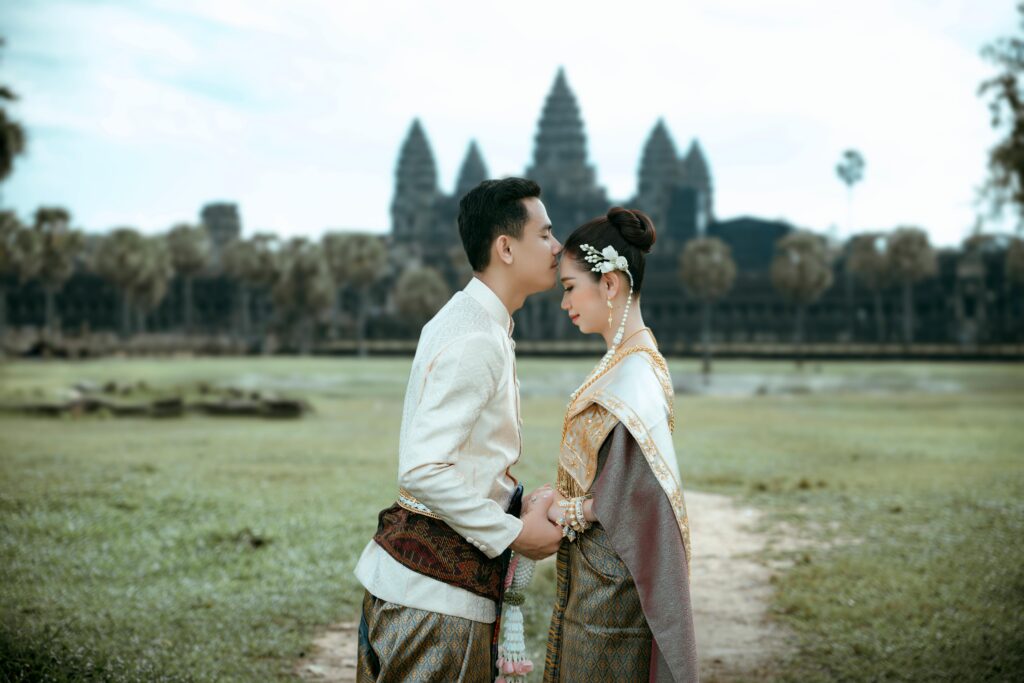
[{"x1": 595, "y1": 349, "x2": 674, "y2": 434}]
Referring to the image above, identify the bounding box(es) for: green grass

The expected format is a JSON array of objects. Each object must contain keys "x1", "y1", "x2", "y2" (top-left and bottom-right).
[{"x1": 1, "y1": 358, "x2": 1022, "y2": 681}]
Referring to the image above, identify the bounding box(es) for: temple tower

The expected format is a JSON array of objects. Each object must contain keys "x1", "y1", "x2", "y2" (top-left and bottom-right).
[
  {"x1": 454, "y1": 140, "x2": 489, "y2": 200},
  {"x1": 391, "y1": 119, "x2": 441, "y2": 245}
]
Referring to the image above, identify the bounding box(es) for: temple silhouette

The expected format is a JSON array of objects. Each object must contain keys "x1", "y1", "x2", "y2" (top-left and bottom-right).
[{"x1": 1, "y1": 70, "x2": 1019, "y2": 351}]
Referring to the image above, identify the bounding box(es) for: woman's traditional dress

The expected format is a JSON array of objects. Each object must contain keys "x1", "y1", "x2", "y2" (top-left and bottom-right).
[{"x1": 544, "y1": 346, "x2": 699, "y2": 683}]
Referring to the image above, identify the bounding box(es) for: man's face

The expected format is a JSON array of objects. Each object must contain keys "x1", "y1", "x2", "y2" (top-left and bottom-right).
[{"x1": 508, "y1": 197, "x2": 562, "y2": 295}]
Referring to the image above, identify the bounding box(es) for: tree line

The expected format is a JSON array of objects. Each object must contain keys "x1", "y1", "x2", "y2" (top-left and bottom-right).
[
  {"x1": 2, "y1": 205, "x2": 1022, "y2": 363},
  {"x1": 0, "y1": 211, "x2": 452, "y2": 355}
]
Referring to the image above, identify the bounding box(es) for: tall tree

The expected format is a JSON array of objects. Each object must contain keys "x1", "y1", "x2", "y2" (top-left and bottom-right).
[
  {"x1": 771, "y1": 231, "x2": 834, "y2": 366},
  {"x1": 1008, "y1": 237, "x2": 1024, "y2": 340},
  {"x1": 92, "y1": 227, "x2": 148, "y2": 338},
  {"x1": 679, "y1": 236, "x2": 736, "y2": 383},
  {"x1": 394, "y1": 266, "x2": 450, "y2": 329},
  {"x1": 222, "y1": 233, "x2": 278, "y2": 342},
  {"x1": 978, "y1": 3, "x2": 1024, "y2": 227},
  {"x1": 131, "y1": 236, "x2": 174, "y2": 334},
  {"x1": 1008, "y1": 236, "x2": 1024, "y2": 286},
  {"x1": 0, "y1": 210, "x2": 40, "y2": 336},
  {"x1": 166, "y1": 223, "x2": 211, "y2": 334},
  {"x1": 836, "y1": 149, "x2": 866, "y2": 233},
  {"x1": 32, "y1": 207, "x2": 83, "y2": 335},
  {"x1": 331, "y1": 233, "x2": 387, "y2": 356},
  {"x1": 846, "y1": 232, "x2": 890, "y2": 342},
  {"x1": 322, "y1": 232, "x2": 353, "y2": 339},
  {"x1": 272, "y1": 238, "x2": 334, "y2": 353},
  {"x1": 886, "y1": 226, "x2": 937, "y2": 346},
  {"x1": 0, "y1": 39, "x2": 27, "y2": 206}
]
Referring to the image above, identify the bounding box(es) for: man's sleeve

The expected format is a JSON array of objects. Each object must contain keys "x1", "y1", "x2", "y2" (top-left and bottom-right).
[{"x1": 398, "y1": 333, "x2": 523, "y2": 559}]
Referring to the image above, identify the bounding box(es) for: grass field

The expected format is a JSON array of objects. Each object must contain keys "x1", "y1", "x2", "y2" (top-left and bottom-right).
[{"x1": 1, "y1": 357, "x2": 1022, "y2": 682}]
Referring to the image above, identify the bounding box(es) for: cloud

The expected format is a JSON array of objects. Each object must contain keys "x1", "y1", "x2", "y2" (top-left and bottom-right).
[{"x1": 1, "y1": 0, "x2": 1018, "y2": 244}]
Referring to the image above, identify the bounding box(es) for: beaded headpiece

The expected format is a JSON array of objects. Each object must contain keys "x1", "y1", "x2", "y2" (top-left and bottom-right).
[{"x1": 569, "y1": 244, "x2": 636, "y2": 400}]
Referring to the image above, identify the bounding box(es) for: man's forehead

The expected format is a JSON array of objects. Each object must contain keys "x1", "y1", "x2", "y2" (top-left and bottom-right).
[{"x1": 523, "y1": 197, "x2": 551, "y2": 225}]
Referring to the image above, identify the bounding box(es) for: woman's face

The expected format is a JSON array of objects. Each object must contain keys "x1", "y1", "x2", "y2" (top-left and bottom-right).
[{"x1": 559, "y1": 254, "x2": 609, "y2": 334}]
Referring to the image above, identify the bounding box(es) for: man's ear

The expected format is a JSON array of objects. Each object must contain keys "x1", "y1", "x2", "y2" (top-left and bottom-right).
[{"x1": 494, "y1": 235, "x2": 515, "y2": 266}]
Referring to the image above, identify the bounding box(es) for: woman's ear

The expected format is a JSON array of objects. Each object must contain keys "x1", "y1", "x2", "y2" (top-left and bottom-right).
[{"x1": 602, "y1": 272, "x2": 621, "y2": 299}]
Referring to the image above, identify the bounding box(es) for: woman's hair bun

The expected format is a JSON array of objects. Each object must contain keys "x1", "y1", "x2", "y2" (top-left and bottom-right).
[{"x1": 606, "y1": 206, "x2": 656, "y2": 253}]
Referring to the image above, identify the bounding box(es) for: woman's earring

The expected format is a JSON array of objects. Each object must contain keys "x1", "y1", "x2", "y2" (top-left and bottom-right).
[{"x1": 607, "y1": 298, "x2": 613, "y2": 329}]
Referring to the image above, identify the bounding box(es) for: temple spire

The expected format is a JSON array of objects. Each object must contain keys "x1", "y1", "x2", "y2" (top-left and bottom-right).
[
  {"x1": 394, "y1": 118, "x2": 438, "y2": 196},
  {"x1": 636, "y1": 119, "x2": 682, "y2": 224},
  {"x1": 526, "y1": 68, "x2": 598, "y2": 198},
  {"x1": 392, "y1": 119, "x2": 441, "y2": 242},
  {"x1": 680, "y1": 138, "x2": 714, "y2": 224},
  {"x1": 455, "y1": 140, "x2": 489, "y2": 198}
]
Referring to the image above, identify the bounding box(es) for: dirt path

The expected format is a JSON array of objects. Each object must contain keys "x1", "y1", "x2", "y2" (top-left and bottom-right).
[{"x1": 295, "y1": 491, "x2": 787, "y2": 682}]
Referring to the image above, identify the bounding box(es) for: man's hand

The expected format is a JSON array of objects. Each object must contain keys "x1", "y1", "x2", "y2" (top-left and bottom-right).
[
  {"x1": 510, "y1": 498, "x2": 564, "y2": 560},
  {"x1": 521, "y1": 484, "x2": 553, "y2": 516}
]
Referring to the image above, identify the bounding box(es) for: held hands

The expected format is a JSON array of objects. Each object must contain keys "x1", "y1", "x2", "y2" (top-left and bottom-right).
[
  {"x1": 510, "y1": 485, "x2": 564, "y2": 561},
  {"x1": 546, "y1": 491, "x2": 566, "y2": 525}
]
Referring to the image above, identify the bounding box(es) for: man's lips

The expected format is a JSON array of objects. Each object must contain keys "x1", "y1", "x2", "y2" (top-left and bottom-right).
[{"x1": 570, "y1": 314, "x2": 580, "y2": 323}]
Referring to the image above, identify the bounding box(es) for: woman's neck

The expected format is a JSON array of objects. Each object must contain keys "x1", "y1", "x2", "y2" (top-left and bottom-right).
[{"x1": 602, "y1": 299, "x2": 649, "y2": 351}]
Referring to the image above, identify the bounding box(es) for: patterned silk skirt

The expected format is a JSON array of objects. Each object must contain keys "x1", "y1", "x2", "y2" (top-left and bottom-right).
[
  {"x1": 544, "y1": 524, "x2": 653, "y2": 682},
  {"x1": 357, "y1": 590, "x2": 493, "y2": 682}
]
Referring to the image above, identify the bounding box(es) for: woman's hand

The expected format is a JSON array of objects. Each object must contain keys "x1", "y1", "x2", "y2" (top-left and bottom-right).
[{"x1": 546, "y1": 492, "x2": 566, "y2": 525}]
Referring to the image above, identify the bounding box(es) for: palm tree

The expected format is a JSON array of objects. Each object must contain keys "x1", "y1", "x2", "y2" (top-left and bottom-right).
[
  {"x1": 836, "y1": 149, "x2": 865, "y2": 233},
  {"x1": 322, "y1": 232, "x2": 353, "y2": 339},
  {"x1": 886, "y1": 226, "x2": 937, "y2": 346},
  {"x1": 330, "y1": 233, "x2": 387, "y2": 356},
  {"x1": 679, "y1": 236, "x2": 736, "y2": 383},
  {"x1": 131, "y1": 236, "x2": 174, "y2": 334},
  {"x1": 0, "y1": 210, "x2": 40, "y2": 336},
  {"x1": 1005, "y1": 236, "x2": 1024, "y2": 341},
  {"x1": 0, "y1": 40, "x2": 27, "y2": 206},
  {"x1": 92, "y1": 228, "x2": 148, "y2": 338},
  {"x1": 771, "y1": 231, "x2": 834, "y2": 366},
  {"x1": 1008, "y1": 236, "x2": 1024, "y2": 286},
  {"x1": 272, "y1": 238, "x2": 334, "y2": 353},
  {"x1": 222, "y1": 233, "x2": 278, "y2": 342},
  {"x1": 394, "y1": 266, "x2": 450, "y2": 329},
  {"x1": 846, "y1": 232, "x2": 890, "y2": 342},
  {"x1": 32, "y1": 207, "x2": 83, "y2": 336},
  {"x1": 166, "y1": 223, "x2": 211, "y2": 334},
  {"x1": 978, "y1": 3, "x2": 1024, "y2": 225}
]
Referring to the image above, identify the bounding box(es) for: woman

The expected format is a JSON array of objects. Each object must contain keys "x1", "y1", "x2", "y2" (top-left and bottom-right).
[{"x1": 543, "y1": 207, "x2": 698, "y2": 682}]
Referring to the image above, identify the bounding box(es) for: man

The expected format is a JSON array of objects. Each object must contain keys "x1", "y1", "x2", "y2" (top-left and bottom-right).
[{"x1": 355, "y1": 177, "x2": 565, "y2": 682}]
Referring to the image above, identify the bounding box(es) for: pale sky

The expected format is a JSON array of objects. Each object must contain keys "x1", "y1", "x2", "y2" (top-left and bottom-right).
[{"x1": 1, "y1": 0, "x2": 1018, "y2": 246}]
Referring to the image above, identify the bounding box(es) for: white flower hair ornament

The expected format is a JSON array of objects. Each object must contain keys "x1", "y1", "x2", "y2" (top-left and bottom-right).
[
  {"x1": 578, "y1": 243, "x2": 636, "y2": 356},
  {"x1": 580, "y1": 244, "x2": 634, "y2": 287}
]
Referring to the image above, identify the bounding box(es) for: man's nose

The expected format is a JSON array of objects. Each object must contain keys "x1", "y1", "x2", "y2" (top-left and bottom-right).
[{"x1": 552, "y1": 237, "x2": 563, "y2": 255}]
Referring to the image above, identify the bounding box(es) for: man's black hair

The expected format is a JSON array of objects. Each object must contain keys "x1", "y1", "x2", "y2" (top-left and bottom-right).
[{"x1": 457, "y1": 177, "x2": 542, "y2": 271}]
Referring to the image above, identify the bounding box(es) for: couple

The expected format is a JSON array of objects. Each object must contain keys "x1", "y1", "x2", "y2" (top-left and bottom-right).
[{"x1": 354, "y1": 178, "x2": 697, "y2": 682}]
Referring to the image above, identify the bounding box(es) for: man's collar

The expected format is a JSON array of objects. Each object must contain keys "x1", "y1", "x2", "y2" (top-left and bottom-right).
[{"x1": 464, "y1": 277, "x2": 514, "y2": 338}]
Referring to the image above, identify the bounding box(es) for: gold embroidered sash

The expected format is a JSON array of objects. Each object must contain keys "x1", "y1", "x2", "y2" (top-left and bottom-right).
[{"x1": 557, "y1": 346, "x2": 691, "y2": 564}]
